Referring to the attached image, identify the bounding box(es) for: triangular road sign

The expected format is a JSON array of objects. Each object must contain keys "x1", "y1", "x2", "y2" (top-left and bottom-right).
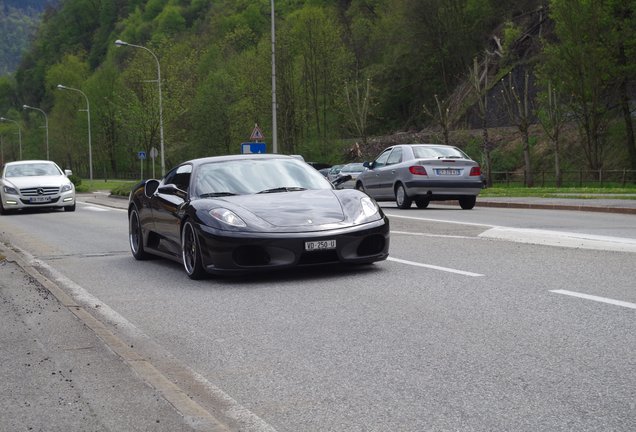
[{"x1": 250, "y1": 124, "x2": 264, "y2": 141}]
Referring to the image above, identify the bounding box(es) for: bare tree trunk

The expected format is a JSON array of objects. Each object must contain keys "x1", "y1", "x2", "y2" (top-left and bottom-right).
[
  {"x1": 522, "y1": 127, "x2": 533, "y2": 187},
  {"x1": 482, "y1": 125, "x2": 493, "y2": 187}
]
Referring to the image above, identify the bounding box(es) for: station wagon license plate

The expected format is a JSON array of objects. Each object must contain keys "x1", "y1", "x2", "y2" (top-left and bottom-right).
[
  {"x1": 305, "y1": 240, "x2": 336, "y2": 251},
  {"x1": 436, "y1": 169, "x2": 460, "y2": 175},
  {"x1": 29, "y1": 196, "x2": 51, "y2": 203}
]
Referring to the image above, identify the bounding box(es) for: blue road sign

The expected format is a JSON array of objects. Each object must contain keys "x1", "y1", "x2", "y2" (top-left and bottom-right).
[
  {"x1": 138, "y1": 151, "x2": 146, "y2": 160},
  {"x1": 241, "y1": 142, "x2": 266, "y2": 154}
]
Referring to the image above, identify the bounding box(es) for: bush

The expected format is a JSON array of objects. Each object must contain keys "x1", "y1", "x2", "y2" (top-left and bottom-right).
[
  {"x1": 110, "y1": 183, "x2": 134, "y2": 197},
  {"x1": 68, "y1": 174, "x2": 82, "y2": 187}
]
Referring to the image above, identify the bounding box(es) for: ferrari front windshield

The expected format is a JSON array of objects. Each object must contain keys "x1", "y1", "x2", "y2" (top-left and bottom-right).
[{"x1": 194, "y1": 158, "x2": 332, "y2": 197}]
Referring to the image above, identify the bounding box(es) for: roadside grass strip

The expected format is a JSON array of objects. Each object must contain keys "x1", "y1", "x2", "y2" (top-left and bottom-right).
[{"x1": 550, "y1": 290, "x2": 636, "y2": 310}]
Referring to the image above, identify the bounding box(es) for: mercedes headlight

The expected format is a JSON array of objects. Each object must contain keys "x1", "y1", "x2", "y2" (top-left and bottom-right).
[{"x1": 2, "y1": 185, "x2": 18, "y2": 195}]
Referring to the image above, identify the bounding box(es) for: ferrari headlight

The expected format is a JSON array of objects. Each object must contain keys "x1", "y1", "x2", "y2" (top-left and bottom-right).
[
  {"x1": 209, "y1": 208, "x2": 247, "y2": 227},
  {"x1": 360, "y1": 196, "x2": 379, "y2": 218},
  {"x1": 2, "y1": 185, "x2": 18, "y2": 195},
  {"x1": 61, "y1": 183, "x2": 73, "y2": 192}
]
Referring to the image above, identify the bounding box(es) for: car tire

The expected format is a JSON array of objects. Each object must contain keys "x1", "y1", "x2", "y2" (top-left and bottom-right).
[
  {"x1": 415, "y1": 197, "x2": 429, "y2": 209},
  {"x1": 64, "y1": 204, "x2": 76, "y2": 212},
  {"x1": 459, "y1": 195, "x2": 476, "y2": 210},
  {"x1": 395, "y1": 183, "x2": 412, "y2": 209},
  {"x1": 355, "y1": 182, "x2": 365, "y2": 193},
  {"x1": 129, "y1": 207, "x2": 150, "y2": 260},
  {"x1": 182, "y1": 220, "x2": 207, "y2": 280}
]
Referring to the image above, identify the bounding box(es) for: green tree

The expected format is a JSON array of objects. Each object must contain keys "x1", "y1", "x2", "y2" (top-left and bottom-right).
[
  {"x1": 542, "y1": 0, "x2": 616, "y2": 171},
  {"x1": 286, "y1": 5, "x2": 351, "y2": 159},
  {"x1": 47, "y1": 54, "x2": 90, "y2": 173}
]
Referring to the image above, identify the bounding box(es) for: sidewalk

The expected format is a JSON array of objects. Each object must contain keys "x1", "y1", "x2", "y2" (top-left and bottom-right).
[
  {"x1": 77, "y1": 191, "x2": 636, "y2": 215},
  {"x1": 0, "y1": 249, "x2": 201, "y2": 432}
]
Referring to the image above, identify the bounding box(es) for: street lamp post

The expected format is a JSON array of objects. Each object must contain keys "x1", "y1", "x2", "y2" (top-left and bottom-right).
[
  {"x1": 57, "y1": 84, "x2": 93, "y2": 182},
  {"x1": 115, "y1": 39, "x2": 165, "y2": 176},
  {"x1": 0, "y1": 117, "x2": 22, "y2": 159},
  {"x1": 271, "y1": 0, "x2": 278, "y2": 153},
  {"x1": 22, "y1": 105, "x2": 49, "y2": 159}
]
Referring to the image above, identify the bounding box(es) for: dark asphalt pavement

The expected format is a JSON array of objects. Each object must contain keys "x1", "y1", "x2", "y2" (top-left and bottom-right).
[{"x1": 1, "y1": 191, "x2": 634, "y2": 431}]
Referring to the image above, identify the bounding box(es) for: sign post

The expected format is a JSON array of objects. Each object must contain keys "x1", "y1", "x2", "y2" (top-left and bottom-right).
[
  {"x1": 138, "y1": 151, "x2": 146, "y2": 179},
  {"x1": 149, "y1": 147, "x2": 158, "y2": 178}
]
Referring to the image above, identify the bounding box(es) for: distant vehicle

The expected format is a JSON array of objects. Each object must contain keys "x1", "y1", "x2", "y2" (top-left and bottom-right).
[
  {"x1": 355, "y1": 144, "x2": 482, "y2": 209},
  {"x1": 336, "y1": 163, "x2": 366, "y2": 188},
  {"x1": 327, "y1": 164, "x2": 345, "y2": 182},
  {"x1": 128, "y1": 154, "x2": 390, "y2": 279},
  {"x1": 339, "y1": 163, "x2": 366, "y2": 179},
  {"x1": 318, "y1": 167, "x2": 330, "y2": 177},
  {"x1": 1, "y1": 160, "x2": 76, "y2": 214}
]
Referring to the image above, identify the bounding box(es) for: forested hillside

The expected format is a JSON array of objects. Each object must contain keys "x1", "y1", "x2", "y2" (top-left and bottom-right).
[
  {"x1": 0, "y1": 0, "x2": 634, "y2": 185},
  {"x1": 0, "y1": 0, "x2": 56, "y2": 75}
]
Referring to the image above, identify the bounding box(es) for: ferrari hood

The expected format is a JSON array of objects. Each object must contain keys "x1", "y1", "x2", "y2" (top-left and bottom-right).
[{"x1": 226, "y1": 189, "x2": 345, "y2": 227}]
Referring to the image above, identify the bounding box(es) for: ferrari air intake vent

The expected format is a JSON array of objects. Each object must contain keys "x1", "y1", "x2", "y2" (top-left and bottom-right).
[
  {"x1": 233, "y1": 245, "x2": 271, "y2": 266},
  {"x1": 299, "y1": 250, "x2": 339, "y2": 265},
  {"x1": 357, "y1": 235, "x2": 385, "y2": 256}
]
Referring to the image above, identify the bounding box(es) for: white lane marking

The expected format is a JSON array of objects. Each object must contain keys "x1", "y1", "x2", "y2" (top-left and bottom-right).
[
  {"x1": 550, "y1": 290, "x2": 636, "y2": 310},
  {"x1": 77, "y1": 201, "x2": 127, "y2": 213},
  {"x1": 480, "y1": 227, "x2": 636, "y2": 253},
  {"x1": 385, "y1": 212, "x2": 495, "y2": 228},
  {"x1": 388, "y1": 257, "x2": 485, "y2": 277},
  {"x1": 391, "y1": 230, "x2": 476, "y2": 240},
  {"x1": 82, "y1": 205, "x2": 111, "y2": 212}
]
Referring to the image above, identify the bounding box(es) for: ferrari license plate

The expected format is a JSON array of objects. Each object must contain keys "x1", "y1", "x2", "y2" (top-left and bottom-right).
[
  {"x1": 305, "y1": 240, "x2": 336, "y2": 251},
  {"x1": 437, "y1": 169, "x2": 460, "y2": 175},
  {"x1": 30, "y1": 196, "x2": 51, "y2": 203}
]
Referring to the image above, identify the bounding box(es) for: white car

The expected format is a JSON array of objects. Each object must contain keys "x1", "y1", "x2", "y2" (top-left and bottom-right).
[{"x1": 1, "y1": 160, "x2": 76, "y2": 214}]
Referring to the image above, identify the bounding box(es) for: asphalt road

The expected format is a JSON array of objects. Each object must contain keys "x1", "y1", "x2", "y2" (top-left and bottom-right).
[{"x1": 1, "y1": 197, "x2": 635, "y2": 431}]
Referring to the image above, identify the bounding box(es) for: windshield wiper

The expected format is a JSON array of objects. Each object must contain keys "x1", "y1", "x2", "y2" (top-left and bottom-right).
[
  {"x1": 199, "y1": 192, "x2": 238, "y2": 198},
  {"x1": 257, "y1": 186, "x2": 307, "y2": 194}
]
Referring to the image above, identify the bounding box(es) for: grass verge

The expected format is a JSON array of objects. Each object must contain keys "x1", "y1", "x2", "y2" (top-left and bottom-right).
[{"x1": 481, "y1": 186, "x2": 636, "y2": 199}]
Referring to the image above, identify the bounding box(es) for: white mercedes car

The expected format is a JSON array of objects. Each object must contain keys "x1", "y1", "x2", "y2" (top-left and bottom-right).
[{"x1": 1, "y1": 160, "x2": 76, "y2": 214}]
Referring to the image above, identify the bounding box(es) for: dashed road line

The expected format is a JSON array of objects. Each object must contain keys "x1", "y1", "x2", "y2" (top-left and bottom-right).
[
  {"x1": 388, "y1": 256, "x2": 485, "y2": 277},
  {"x1": 550, "y1": 289, "x2": 636, "y2": 310}
]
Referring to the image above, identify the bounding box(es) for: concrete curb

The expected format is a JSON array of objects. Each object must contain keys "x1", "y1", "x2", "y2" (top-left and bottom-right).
[{"x1": 476, "y1": 200, "x2": 636, "y2": 215}]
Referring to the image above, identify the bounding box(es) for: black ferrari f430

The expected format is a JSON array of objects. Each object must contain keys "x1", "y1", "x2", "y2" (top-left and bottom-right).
[{"x1": 128, "y1": 154, "x2": 390, "y2": 279}]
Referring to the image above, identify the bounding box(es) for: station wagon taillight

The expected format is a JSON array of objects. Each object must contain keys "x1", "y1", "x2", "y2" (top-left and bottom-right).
[
  {"x1": 469, "y1": 166, "x2": 481, "y2": 176},
  {"x1": 409, "y1": 166, "x2": 428, "y2": 175}
]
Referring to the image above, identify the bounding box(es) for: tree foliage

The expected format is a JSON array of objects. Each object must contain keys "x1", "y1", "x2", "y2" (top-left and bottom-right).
[{"x1": 0, "y1": 0, "x2": 634, "y2": 180}]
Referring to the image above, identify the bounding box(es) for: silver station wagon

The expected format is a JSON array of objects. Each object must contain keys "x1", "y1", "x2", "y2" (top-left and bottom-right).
[{"x1": 355, "y1": 144, "x2": 483, "y2": 209}]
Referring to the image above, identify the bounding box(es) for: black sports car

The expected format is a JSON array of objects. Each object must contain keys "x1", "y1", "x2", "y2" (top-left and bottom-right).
[{"x1": 128, "y1": 154, "x2": 390, "y2": 279}]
